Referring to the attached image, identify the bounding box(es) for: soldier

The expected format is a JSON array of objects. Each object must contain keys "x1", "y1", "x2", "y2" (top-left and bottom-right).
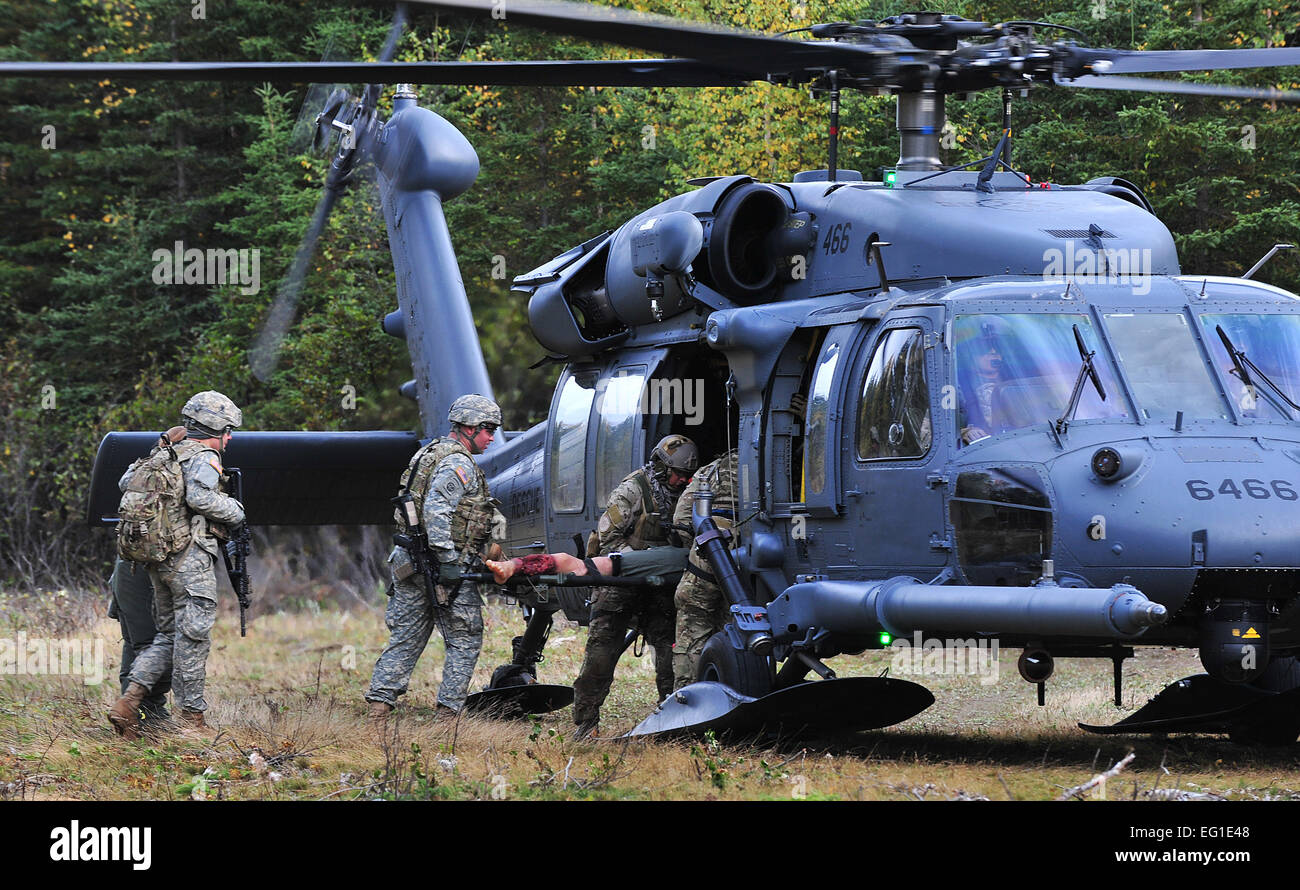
[
  {"x1": 671, "y1": 448, "x2": 740, "y2": 690},
  {"x1": 366, "y1": 394, "x2": 502, "y2": 724},
  {"x1": 572, "y1": 434, "x2": 697, "y2": 739},
  {"x1": 108, "y1": 426, "x2": 187, "y2": 725},
  {"x1": 108, "y1": 393, "x2": 246, "y2": 738}
]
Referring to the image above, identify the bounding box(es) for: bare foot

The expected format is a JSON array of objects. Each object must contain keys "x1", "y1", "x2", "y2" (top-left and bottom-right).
[{"x1": 486, "y1": 558, "x2": 518, "y2": 584}]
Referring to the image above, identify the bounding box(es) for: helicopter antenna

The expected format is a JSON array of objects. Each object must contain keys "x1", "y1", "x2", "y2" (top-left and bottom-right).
[
  {"x1": 725, "y1": 370, "x2": 737, "y2": 504},
  {"x1": 827, "y1": 69, "x2": 841, "y2": 182},
  {"x1": 1242, "y1": 243, "x2": 1296, "y2": 280},
  {"x1": 976, "y1": 128, "x2": 1011, "y2": 193},
  {"x1": 1000, "y1": 88, "x2": 1014, "y2": 166}
]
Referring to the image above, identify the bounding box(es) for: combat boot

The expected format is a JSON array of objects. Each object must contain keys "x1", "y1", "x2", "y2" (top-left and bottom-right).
[
  {"x1": 108, "y1": 682, "x2": 149, "y2": 740},
  {"x1": 367, "y1": 701, "x2": 393, "y2": 742},
  {"x1": 434, "y1": 703, "x2": 459, "y2": 722},
  {"x1": 179, "y1": 709, "x2": 216, "y2": 739}
]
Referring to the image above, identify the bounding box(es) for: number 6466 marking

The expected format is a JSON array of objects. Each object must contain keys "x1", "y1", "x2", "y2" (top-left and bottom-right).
[{"x1": 1185, "y1": 478, "x2": 1298, "y2": 501}]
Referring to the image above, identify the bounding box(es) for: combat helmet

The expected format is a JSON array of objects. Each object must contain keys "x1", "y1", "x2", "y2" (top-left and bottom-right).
[
  {"x1": 448, "y1": 393, "x2": 502, "y2": 428},
  {"x1": 650, "y1": 434, "x2": 699, "y2": 485},
  {"x1": 181, "y1": 391, "x2": 242, "y2": 437}
]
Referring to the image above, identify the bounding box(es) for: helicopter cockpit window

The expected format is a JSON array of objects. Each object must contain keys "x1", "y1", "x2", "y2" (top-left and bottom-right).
[
  {"x1": 550, "y1": 371, "x2": 597, "y2": 513},
  {"x1": 1104, "y1": 313, "x2": 1227, "y2": 420},
  {"x1": 595, "y1": 367, "x2": 647, "y2": 506},
  {"x1": 856, "y1": 328, "x2": 932, "y2": 460},
  {"x1": 954, "y1": 314, "x2": 1126, "y2": 445},
  {"x1": 1200, "y1": 313, "x2": 1300, "y2": 420},
  {"x1": 805, "y1": 340, "x2": 840, "y2": 496}
]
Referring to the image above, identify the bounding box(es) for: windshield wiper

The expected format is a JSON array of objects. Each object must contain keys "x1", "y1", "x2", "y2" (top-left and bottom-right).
[
  {"x1": 1055, "y1": 324, "x2": 1107, "y2": 435},
  {"x1": 1215, "y1": 324, "x2": 1300, "y2": 418}
]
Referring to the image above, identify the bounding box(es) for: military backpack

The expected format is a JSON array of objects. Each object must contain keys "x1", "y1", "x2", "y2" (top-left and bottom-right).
[{"x1": 117, "y1": 442, "x2": 193, "y2": 564}]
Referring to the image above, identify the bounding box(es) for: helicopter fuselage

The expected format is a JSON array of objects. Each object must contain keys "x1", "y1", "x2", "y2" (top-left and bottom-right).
[{"x1": 498, "y1": 167, "x2": 1300, "y2": 683}]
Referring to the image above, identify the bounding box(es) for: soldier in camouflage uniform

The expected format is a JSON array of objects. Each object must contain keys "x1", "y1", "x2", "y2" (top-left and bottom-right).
[
  {"x1": 108, "y1": 393, "x2": 246, "y2": 738},
  {"x1": 672, "y1": 448, "x2": 741, "y2": 690},
  {"x1": 108, "y1": 428, "x2": 187, "y2": 725},
  {"x1": 572, "y1": 435, "x2": 698, "y2": 739},
  {"x1": 367, "y1": 394, "x2": 502, "y2": 722}
]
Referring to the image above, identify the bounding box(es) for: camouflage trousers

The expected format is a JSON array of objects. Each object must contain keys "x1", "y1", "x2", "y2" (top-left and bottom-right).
[
  {"x1": 109, "y1": 557, "x2": 171, "y2": 717},
  {"x1": 366, "y1": 573, "x2": 483, "y2": 711},
  {"x1": 572, "y1": 586, "x2": 675, "y2": 727},
  {"x1": 127, "y1": 543, "x2": 219, "y2": 713},
  {"x1": 672, "y1": 518, "x2": 738, "y2": 690},
  {"x1": 672, "y1": 570, "x2": 730, "y2": 690}
]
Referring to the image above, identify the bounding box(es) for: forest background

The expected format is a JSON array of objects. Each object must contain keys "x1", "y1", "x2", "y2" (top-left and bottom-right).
[{"x1": 2, "y1": 0, "x2": 1298, "y2": 601}]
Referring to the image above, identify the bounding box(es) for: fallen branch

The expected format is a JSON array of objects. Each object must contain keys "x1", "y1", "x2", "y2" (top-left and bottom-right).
[{"x1": 1057, "y1": 751, "x2": 1136, "y2": 801}]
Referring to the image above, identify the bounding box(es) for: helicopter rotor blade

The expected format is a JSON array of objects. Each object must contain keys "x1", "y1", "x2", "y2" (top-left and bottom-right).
[
  {"x1": 400, "y1": 0, "x2": 890, "y2": 76},
  {"x1": 1080, "y1": 46, "x2": 1300, "y2": 75},
  {"x1": 0, "y1": 58, "x2": 758, "y2": 87},
  {"x1": 1056, "y1": 74, "x2": 1300, "y2": 103}
]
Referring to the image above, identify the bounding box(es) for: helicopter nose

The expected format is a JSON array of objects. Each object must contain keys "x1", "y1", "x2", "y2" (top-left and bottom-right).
[{"x1": 1058, "y1": 438, "x2": 1300, "y2": 578}]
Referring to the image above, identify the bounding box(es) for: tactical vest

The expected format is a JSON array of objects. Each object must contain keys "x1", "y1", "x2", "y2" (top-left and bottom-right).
[
  {"x1": 117, "y1": 439, "x2": 211, "y2": 563},
  {"x1": 700, "y1": 451, "x2": 738, "y2": 513},
  {"x1": 396, "y1": 437, "x2": 494, "y2": 558},
  {"x1": 626, "y1": 469, "x2": 674, "y2": 550}
]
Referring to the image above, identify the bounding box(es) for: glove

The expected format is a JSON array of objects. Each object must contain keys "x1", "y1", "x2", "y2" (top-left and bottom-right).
[
  {"x1": 437, "y1": 562, "x2": 463, "y2": 584},
  {"x1": 227, "y1": 521, "x2": 249, "y2": 542}
]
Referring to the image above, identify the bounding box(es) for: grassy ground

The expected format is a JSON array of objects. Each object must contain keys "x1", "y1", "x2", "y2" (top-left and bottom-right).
[{"x1": 2, "y1": 596, "x2": 1298, "y2": 802}]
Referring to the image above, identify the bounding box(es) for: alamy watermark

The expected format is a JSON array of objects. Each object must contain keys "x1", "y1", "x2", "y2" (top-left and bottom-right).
[
  {"x1": 0, "y1": 632, "x2": 106, "y2": 686},
  {"x1": 1042, "y1": 243, "x2": 1153, "y2": 296},
  {"x1": 152, "y1": 240, "x2": 261, "y2": 295},
  {"x1": 640, "y1": 377, "x2": 705, "y2": 425},
  {"x1": 890, "y1": 632, "x2": 1000, "y2": 685},
  {"x1": 594, "y1": 372, "x2": 706, "y2": 425}
]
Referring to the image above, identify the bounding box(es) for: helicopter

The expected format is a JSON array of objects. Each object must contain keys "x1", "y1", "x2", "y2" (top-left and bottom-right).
[{"x1": 12, "y1": 0, "x2": 1300, "y2": 742}]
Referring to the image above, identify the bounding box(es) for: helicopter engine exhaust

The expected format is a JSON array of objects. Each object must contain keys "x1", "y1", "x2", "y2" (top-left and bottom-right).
[
  {"x1": 767, "y1": 577, "x2": 1168, "y2": 642},
  {"x1": 703, "y1": 182, "x2": 792, "y2": 302}
]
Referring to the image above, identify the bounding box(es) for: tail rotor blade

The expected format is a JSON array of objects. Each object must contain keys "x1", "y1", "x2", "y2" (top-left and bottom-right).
[
  {"x1": 249, "y1": 5, "x2": 408, "y2": 382},
  {"x1": 249, "y1": 184, "x2": 342, "y2": 381}
]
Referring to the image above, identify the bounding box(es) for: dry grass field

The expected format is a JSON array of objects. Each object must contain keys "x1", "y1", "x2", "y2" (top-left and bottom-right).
[{"x1": 2, "y1": 592, "x2": 1298, "y2": 802}]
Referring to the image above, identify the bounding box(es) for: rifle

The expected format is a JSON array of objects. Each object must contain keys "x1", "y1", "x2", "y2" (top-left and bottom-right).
[
  {"x1": 391, "y1": 529, "x2": 455, "y2": 607},
  {"x1": 221, "y1": 468, "x2": 253, "y2": 637},
  {"x1": 391, "y1": 490, "x2": 467, "y2": 662}
]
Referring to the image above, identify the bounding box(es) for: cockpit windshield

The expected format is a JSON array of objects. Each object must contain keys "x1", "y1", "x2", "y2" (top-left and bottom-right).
[
  {"x1": 953, "y1": 314, "x2": 1126, "y2": 445},
  {"x1": 1104, "y1": 312, "x2": 1227, "y2": 421},
  {"x1": 1201, "y1": 313, "x2": 1300, "y2": 420}
]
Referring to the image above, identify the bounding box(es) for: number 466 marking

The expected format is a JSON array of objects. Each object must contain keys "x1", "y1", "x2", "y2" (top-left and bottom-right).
[{"x1": 1185, "y1": 478, "x2": 1297, "y2": 501}]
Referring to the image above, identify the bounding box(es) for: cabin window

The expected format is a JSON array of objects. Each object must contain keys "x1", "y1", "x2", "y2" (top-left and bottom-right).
[
  {"x1": 1105, "y1": 312, "x2": 1226, "y2": 420},
  {"x1": 856, "y1": 328, "x2": 932, "y2": 461},
  {"x1": 594, "y1": 366, "x2": 647, "y2": 506},
  {"x1": 550, "y1": 371, "x2": 596, "y2": 513},
  {"x1": 804, "y1": 340, "x2": 840, "y2": 495}
]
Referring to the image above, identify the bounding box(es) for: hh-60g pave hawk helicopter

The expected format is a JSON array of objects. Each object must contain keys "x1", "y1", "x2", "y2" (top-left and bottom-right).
[{"x1": 17, "y1": 0, "x2": 1300, "y2": 742}]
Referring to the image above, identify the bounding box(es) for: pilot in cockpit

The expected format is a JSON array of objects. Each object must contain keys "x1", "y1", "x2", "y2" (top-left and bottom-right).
[{"x1": 959, "y1": 320, "x2": 1012, "y2": 445}]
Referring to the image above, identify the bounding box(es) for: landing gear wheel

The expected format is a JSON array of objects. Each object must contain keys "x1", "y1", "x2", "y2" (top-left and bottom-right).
[
  {"x1": 1254, "y1": 655, "x2": 1300, "y2": 693},
  {"x1": 697, "y1": 632, "x2": 773, "y2": 698},
  {"x1": 1230, "y1": 655, "x2": 1300, "y2": 746}
]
